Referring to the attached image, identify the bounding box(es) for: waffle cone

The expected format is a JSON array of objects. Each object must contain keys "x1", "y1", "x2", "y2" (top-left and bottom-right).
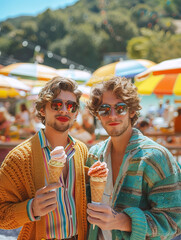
[
  {"x1": 90, "y1": 178, "x2": 106, "y2": 203},
  {"x1": 48, "y1": 164, "x2": 64, "y2": 184}
]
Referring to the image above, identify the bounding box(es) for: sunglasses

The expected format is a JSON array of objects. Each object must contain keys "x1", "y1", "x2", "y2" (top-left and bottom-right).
[
  {"x1": 98, "y1": 102, "x2": 128, "y2": 117},
  {"x1": 51, "y1": 99, "x2": 78, "y2": 113}
]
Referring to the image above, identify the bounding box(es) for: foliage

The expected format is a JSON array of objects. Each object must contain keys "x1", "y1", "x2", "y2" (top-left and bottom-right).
[
  {"x1": 127, "y1": 26, "x2": 181, "y2": 62},
  {"x1": 0, "y1": 0, "x2": 181, "y2": 70}
]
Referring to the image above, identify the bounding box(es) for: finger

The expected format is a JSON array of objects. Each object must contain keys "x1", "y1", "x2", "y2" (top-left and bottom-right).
[
  {"x1": 44, "y1": 196, "x2": 58, "y2": 207},
  {"x1": 87, "y1": 208, "x2": 107, "y2": 220},
  {"x1": 36, "y1": 183, "x2": 61, "y2": 195},
  {"x1": 87, "y1": 215, "x2": 104, "y2": 227},
  {"x1": 39, "y1": 203, "x2": 58, "y2": 216},
  {"x1": 87, "y1": 203, "x2": 109, "y2": 212},
  {"x1": 34, "y1": 190, "x2": 58, "y2": 208}
]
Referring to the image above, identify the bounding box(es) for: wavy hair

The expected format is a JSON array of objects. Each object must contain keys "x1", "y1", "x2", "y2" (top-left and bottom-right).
[
  {"x1": 35, "y1": 76, "x2": 82, "y2": 124},
  {"x1": 87, "y1": 76, "x2": 141, "y2": 126}
]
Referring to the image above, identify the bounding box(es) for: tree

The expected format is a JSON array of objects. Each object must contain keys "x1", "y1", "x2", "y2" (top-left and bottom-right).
[{"x1": 127, "y1": 26, "x2": 181, "y2": 62}]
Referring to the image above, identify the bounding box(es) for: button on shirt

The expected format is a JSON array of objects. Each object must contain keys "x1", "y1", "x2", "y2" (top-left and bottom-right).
[{"x1": 39, "y1": 129, "x2": 77, "y2": 239}]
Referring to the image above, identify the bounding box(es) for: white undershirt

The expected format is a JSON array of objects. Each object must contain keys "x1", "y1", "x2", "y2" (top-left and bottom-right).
[{"x1": 98, "y1": 144, "x2": 113, "y2": 240}]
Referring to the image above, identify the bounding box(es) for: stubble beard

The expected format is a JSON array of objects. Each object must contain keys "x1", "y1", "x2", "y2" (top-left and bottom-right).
[
  {"x1": 102, "y1": 118, "x2": 130, "y2": 137},
  {"x1": 47, "y1": 121, "x2": 74, "y2": 133}
]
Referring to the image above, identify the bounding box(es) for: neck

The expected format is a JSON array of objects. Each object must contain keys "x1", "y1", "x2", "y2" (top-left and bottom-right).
[
  {"x1": 44, "y1": 127, "x2": 69, "y2": 149},
  {"x1": 111, "y1": 127, "x2": 133, "y2": 154}
]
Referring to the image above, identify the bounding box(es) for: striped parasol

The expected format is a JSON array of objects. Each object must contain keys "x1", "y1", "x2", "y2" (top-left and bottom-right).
[
  {"x1": 57, "y1": 69, "x2": 91, "y2": 84},
  {"x1": 0, "y1": 74, "x2": 30, "y2": 98},
  {"x1": 0, "y1": 63, "x2": 58, "y2": 81},
  {"x1": 86, "y1": 59, "x2": 155, "y2": 86},
  {"x1": 135, "y1": 58, "x2": 181, "y2": 96}
]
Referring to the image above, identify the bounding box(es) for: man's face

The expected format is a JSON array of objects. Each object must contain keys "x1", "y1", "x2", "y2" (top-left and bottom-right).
[
  {"x1": 98, "y1": 91, "x2": 135, "y2": 137},
  {"x1": 40, "y1": 90, "x2": 78, "y2": 133}
]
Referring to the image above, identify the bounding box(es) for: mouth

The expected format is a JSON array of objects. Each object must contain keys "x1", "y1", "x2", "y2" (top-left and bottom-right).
[
  {"x1": 108, "y1": 122, "x2": 120, "y2": 126},
  {"x1": 56, "y1": 116, "x2": 70, "y2": 122}
]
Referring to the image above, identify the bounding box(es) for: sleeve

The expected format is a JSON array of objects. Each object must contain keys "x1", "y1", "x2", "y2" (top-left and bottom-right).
[
  {"x1": 0, "y1": 151, "x2": 34, "y2": 229},
  {"x1": 121, "y1": 149, "x2": 181, "y2": 240},
  {"x1": 27, "y1": 199, "x2": 41, "y2": 221}
]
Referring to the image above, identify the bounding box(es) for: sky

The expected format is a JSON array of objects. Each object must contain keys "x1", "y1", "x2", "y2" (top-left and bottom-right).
[{"x1": 0, "y1": 0, "x2": 79, "y2": 21}]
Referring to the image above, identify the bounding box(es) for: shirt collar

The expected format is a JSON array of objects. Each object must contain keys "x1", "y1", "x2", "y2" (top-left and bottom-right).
[
  {"x1": 102, "y1": 128, "x2": 144, "y2": 158},
  {"x1": 38, "y1": 128, "x2": 76, "y2": 150}
]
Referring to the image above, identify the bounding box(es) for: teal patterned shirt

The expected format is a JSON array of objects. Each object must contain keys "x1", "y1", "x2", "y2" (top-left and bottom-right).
[{"x1": 86, "y1": 128, "x2": 181, "y2": 240}]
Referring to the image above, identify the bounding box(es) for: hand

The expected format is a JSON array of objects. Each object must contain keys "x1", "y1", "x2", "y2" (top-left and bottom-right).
[
  {"x1": 32, "y1": 182, "x2": 61, "y2": 217},
  {"x1": 87, "y1": 203, "x2": 131, "y2": 232}
]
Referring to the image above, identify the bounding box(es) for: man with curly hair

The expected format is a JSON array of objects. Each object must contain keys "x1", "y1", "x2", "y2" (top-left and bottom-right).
[
  {"x1": 0, "y1": 76, "x2": 88, "y2": 240},
  {"x1": 86, "y1": 76, "x2": 181, "y2": 240}
]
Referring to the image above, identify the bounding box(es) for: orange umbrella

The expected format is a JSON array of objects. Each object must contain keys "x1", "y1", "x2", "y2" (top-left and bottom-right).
[{"x1": 135, "y1": 58, "x2": 181, "y2": 96}]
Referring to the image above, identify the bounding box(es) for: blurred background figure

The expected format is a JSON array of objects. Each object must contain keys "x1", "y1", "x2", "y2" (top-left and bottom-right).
[
  {"x1": 163, "y1": 99, "x2": 175, "y2": 127},
  {"x1": 0, "y1": 107, "x2": 11, "y2": 141},
  {"x1": 69, "y1": 108, "x2": 96, "y2": 145},
  {"x1": 0, "y1": 107, "x2": 12, "y2": 162},
  {"x1": 82, "y1": 109, "x2": 96, "y2": 140},
  {"x1": 17, "y1": 103, "x2": 30, "y2": 127},
  {"x1": 174, "y1": 107, "x2": 181, "y2": 133},
  {"x1": 137, "y1": 119, "x2": 150, "y2": 134},
  {"x1": 157, "y1": 99, "x2": 165, "y2": 117}
]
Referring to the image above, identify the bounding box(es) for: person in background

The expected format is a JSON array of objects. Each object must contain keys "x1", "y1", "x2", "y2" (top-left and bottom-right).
[
  {"x1": 0, "y1": 107, "x2": 11, "y2": 141},
  {"x1": 163, "y1": 99, "x2": 175, "y2": 127},
  {"x1": 0, "y1": 76, "x2": 88, "y2": 240},
  {"x1": 174, "y1": 107, "x2": 181, "y2": 133},
  {"x1": 82, "y1": 109, "x2": 96, "y2": 143},
  {"x1": 86, "y1": 76, "x2": 181, "y2": 240},
  {"x1": 19, "y1": 103, "x2": 30, "y2": 127},
  {"x1": 0, "y1": 107, "x2": 11, "y2": 163},
  {"x1": 137, "y1": 119, "x2": 150, "y2": 134}
]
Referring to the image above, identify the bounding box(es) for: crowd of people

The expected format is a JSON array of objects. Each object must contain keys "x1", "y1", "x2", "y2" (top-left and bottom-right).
[{"x1": 0, "y1": 76, "x2": 181, "y2": 240}]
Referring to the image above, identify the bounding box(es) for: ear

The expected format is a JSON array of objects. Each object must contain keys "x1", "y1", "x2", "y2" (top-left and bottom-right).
[
  {"x1": 129, "y1": 110, "x2": 136, "y2": 119},
  {"x1": 39, "y1": 108, "x2": 45, "y2": 117}
]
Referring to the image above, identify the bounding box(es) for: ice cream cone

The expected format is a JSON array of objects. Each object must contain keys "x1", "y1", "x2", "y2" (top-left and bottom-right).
[
  {"x1": 48, "y1": 164, "x2": 64, "y2": 184},
  {"x1": 90, "y1": 179, "x2": 106, "y2": 203},
  {"x1": 90, "y1": 178, "x2": 106, "y2": 229}
]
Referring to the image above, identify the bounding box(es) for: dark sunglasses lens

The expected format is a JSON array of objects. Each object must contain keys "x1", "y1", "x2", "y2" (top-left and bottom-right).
[
  {"x1": 115, "y1": 103, "x2": 127, "y2": 115},
  {"x1": 66, "y1": 101, "x2": 78, "y2": 113},
  {"x1": 98, "y1": 105, "x2": 111, "y2": 116},
  {"x1": 51, "y1": 100, "x2": 63, "y2": 111}
]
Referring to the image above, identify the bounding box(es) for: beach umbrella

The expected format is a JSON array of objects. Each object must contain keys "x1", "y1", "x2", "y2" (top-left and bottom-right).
[
  {"x1": 0, "y1": 74, "x2": 30, "y2": 98},
  {"x1": 0, "y1": 63, "x2": 58, "y2": 81},
  {"x1": 135, "y1": 58, "x2": 181, "y2": 96},
  {"x1": 57, "y1": 69, "x2": 91, "y2": 84},
  {"x1": 86, "y1": 59, "x2": 155, "y2": 86}
]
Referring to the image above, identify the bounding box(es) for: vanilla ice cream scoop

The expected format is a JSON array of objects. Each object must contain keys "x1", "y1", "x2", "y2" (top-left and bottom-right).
[
  {"x1": 50, "y1": 146, "x2": 67, "y2": 167},
  {"x1": 48, "y1": 146, "x2": 67, "y2": 184}
]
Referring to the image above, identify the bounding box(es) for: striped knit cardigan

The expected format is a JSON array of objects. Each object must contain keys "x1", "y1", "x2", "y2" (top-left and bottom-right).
[
  {"x1": 86, "y1": 128, "x2": 181, "y2": 240},
  {"x1": 0, "y1": 132, "x2": 88, "y2": 240}
]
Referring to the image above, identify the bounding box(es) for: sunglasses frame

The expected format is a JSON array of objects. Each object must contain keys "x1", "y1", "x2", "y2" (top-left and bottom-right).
[
  {"x1": 98, "y1": 102, "x2": 128, "y2": 117},
  {"x1": 51, "y1": 99, "x2": 79, "y2": 113}
]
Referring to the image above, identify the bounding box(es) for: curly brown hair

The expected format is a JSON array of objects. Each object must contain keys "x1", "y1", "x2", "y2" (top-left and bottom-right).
[
  {"x1": 35, "y1": 76, "x2": 82, "y2": 124},
  {"x1": 87, "y1": 76, "x2": 142, "y2": 126}
]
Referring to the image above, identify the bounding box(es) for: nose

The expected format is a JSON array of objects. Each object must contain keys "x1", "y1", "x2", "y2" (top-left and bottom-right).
[
  {"x1": 109, "y1": 107, "x2": 117, "y2": 119},
  {"x1": 59, "y1": 103, "x2": 68, "y2": 113}
]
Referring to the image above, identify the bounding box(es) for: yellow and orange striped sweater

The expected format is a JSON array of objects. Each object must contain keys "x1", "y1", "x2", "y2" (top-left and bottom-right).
[{"x1": 0, "y1": 132, "x2": 88, "y2": 240}]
